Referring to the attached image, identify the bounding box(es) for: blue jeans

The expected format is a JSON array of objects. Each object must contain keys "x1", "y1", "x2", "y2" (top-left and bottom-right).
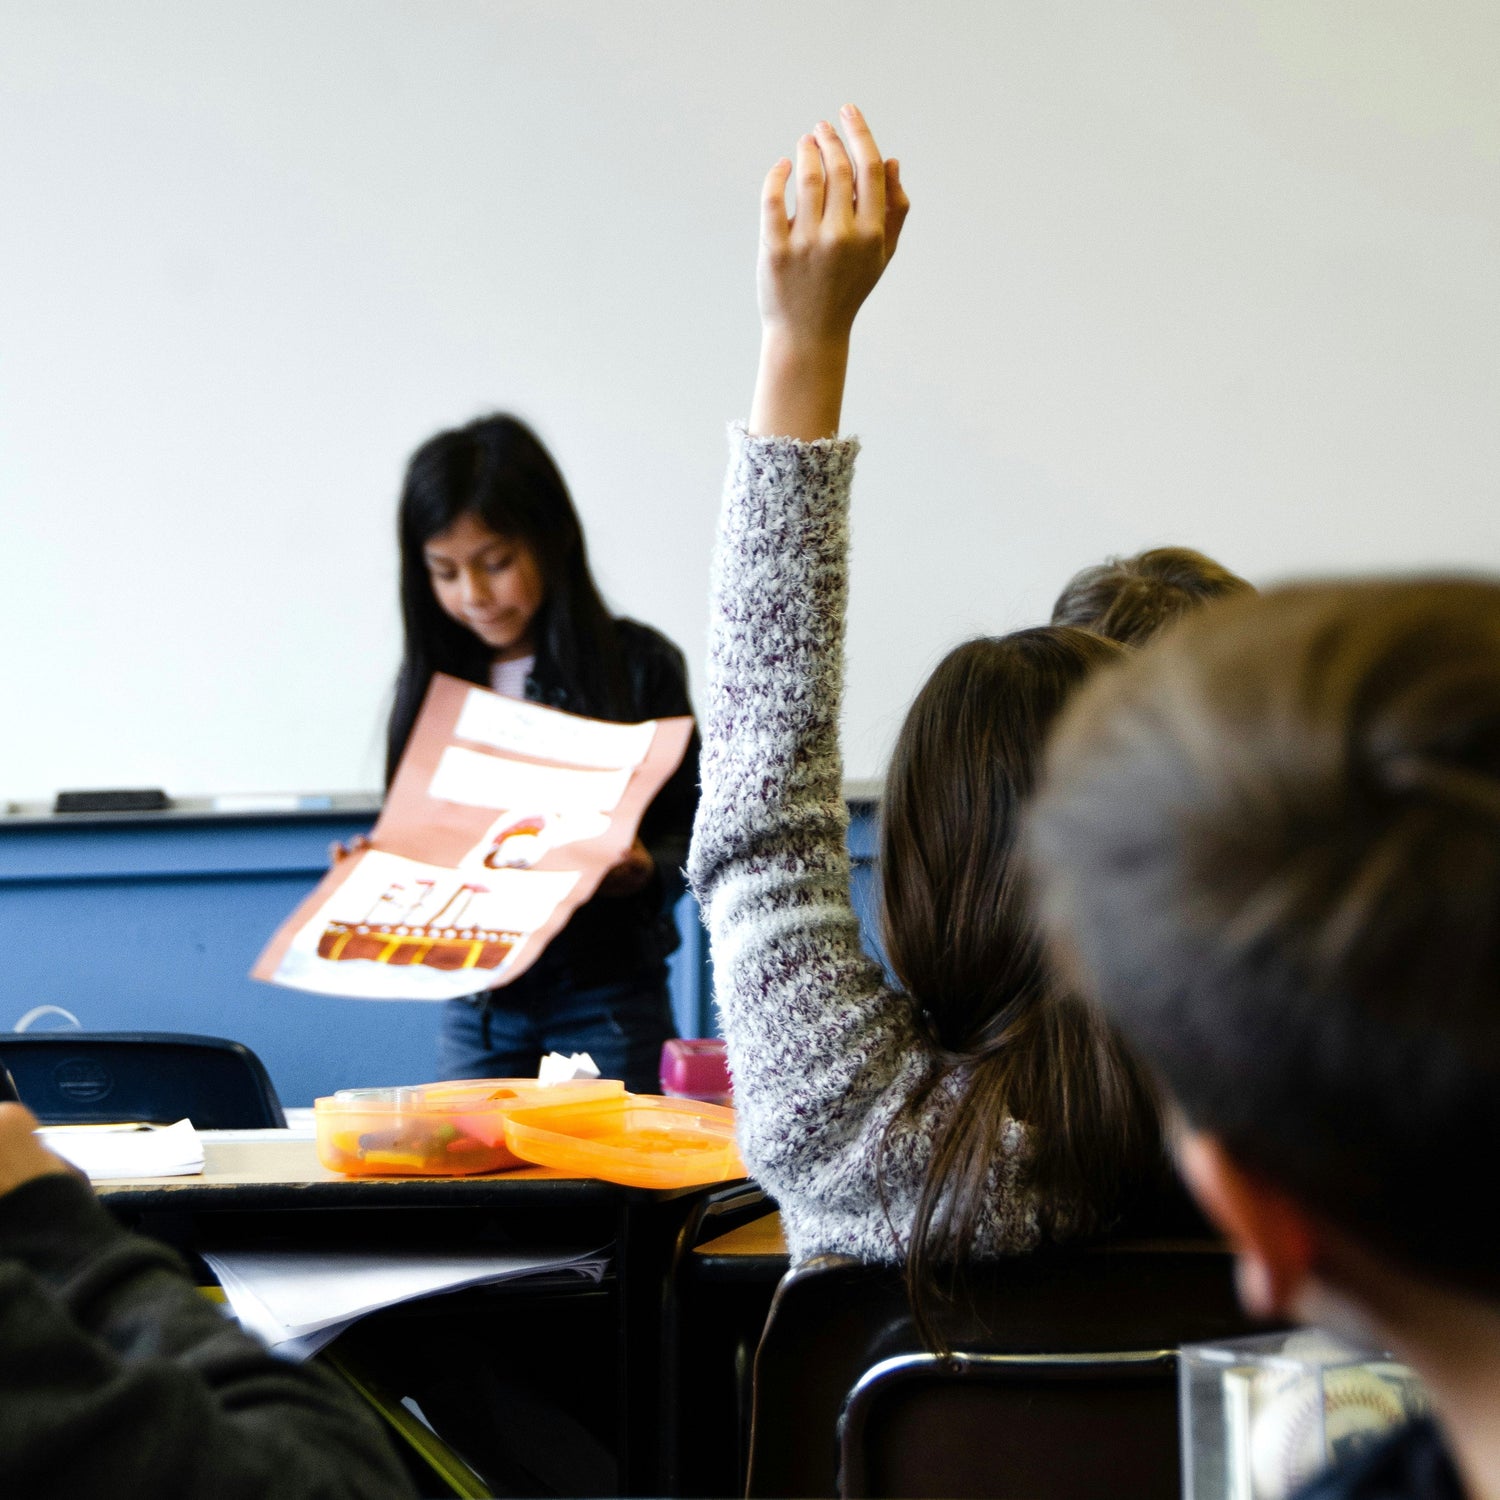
[{"x1": 437, "y1": 973, "x2": 676, "y2": 1096}]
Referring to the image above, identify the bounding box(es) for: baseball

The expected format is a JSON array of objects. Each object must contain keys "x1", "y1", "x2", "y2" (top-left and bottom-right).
[{"x1": 1247, "y1": 1364, "x2": 1407, "y2": 1499}]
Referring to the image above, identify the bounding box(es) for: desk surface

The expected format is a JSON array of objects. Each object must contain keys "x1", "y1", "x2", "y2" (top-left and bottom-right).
[
  {"x1": 95, "y1": 1135, "x2": 736, "y2": 1211},
  {"x1": 96, "y1": 1137, "x2": 568, "y2": 1189},
  {"x1": 695, "y1": 1208, "x2": 787, "y2": 1259}
]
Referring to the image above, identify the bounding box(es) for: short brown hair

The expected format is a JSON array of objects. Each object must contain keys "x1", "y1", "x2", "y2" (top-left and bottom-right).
[
  {"x1": 1027, "y1": 578, "x2": 1500, "y2": 1293},
  {"x1": 1051, "y1": 547, "x2": 1252, "y2": 646}
]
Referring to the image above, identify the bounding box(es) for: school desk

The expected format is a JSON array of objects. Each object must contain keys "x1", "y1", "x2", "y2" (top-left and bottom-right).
[
  {"x1": 97, "y1": 1136, "x2": 763, "y2": 1497},
  {"x1": 694, "y1": 1207, "x2": 788, "y2": 1264},
  {"x1": 654, "y1": 1206, "x2": 793, "y2": 1494}
]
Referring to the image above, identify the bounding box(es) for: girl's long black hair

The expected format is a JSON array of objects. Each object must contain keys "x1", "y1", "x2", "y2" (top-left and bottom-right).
[{"x1": 386, "y1": 414, "x2": 628, "y2": 783}]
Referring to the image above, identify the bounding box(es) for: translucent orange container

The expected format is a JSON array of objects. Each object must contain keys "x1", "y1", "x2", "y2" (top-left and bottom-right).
[
  {"x1": 314, "y1": 1078, "x2": 624, "y2": 1176},
  {"x1": 500, "y1": 1094, "x2": 745, "y2": 1188}
]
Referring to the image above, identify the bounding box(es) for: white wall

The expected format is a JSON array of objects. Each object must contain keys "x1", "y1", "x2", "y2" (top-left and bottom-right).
[{"x1": 3, "y1": 0, "x2": 1497, "y2": 801}]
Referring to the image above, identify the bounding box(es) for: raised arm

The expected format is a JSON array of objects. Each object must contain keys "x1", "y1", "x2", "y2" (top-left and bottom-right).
[{"x1": 689, "y1": 111, "x2": 929, "y2": 1264}]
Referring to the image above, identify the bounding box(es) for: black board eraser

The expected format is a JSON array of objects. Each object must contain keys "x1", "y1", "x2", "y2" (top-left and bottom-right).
[{"x1": 53, "y1": 788, "x2": 170, "y2": 813}]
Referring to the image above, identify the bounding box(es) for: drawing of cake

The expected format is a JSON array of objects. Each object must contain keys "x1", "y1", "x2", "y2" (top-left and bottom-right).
[{"x1": 317, "y1": 880, "x2": 521, "y2": 971}]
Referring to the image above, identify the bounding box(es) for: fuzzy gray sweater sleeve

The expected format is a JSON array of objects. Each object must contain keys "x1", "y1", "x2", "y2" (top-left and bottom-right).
[{"x1": 688, "y1": 425, "x2": 1040, "y2": 1266}]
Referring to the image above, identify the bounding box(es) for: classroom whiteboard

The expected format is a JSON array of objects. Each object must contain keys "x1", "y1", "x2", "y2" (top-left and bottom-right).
[{"x1": 3, "y1": 0, "x2": 1498, "y2": 802}]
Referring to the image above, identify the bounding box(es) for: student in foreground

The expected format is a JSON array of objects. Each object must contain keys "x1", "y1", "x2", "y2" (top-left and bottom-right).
[
  {"x1": 687, "y1": 106, "x2": 1163, "y2": 1330},
  {"x1": 0, "y1": 1102, "x2": 417, "y2": 1499},
  {"x1": 1027, "y1": 578, "x2": 1500, "y2": 1500}
]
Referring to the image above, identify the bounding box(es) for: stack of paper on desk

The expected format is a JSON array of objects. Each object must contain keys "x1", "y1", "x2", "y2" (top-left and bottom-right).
[
  {"x1": 37, "y1": 1119, "x2": 205, "y2": 1179},
  {"x1": 199, "y1": 1245, "x2": 611, "y2": 1360}
]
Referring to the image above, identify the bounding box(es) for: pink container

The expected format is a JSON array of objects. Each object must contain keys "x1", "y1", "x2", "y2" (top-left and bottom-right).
[{"x1": 658, "y1": 1038, "x2": 732, "y2": 1106}]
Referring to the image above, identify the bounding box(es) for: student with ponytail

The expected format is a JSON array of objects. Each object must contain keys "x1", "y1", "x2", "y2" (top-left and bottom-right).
[{"x1": 687, "y1": 108, "x2": 1162, "y2": 1336}]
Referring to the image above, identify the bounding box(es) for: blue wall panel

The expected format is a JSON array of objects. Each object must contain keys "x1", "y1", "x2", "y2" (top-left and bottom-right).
[
  {"x1": 0, "y1": 803, "x2": 877, "y2": 1107},
  {"x1": 0, "y1": 813, "x2": 432, "y2": 1106}
]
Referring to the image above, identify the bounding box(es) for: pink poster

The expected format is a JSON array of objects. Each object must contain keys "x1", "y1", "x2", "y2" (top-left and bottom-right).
[{"x1": 253, "y1": 674, "x2": 693, "y2": 1001}]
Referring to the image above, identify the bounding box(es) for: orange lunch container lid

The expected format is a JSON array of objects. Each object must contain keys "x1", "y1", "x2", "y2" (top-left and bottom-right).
[
  {"x1": 407, "y1": 1077, "x2": 624, "y2": 1111},
  {"x1": 316, "y1": 1077, "x2": 623, "y2": 1115},
  {"x1": 500, "y1": 1093, "x2": 746, "y2": 1189},
  {"x1": 313, "y1": 1078, "x2": 625, "y2": 1176},
  {"x1": 316, "y1": 1079, "x2": 622, "y2": 1139}
]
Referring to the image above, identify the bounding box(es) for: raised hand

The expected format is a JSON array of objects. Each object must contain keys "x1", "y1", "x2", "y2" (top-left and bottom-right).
[
  {"x1": 758, "y1": 106, "x2": 907, "y2": 343},
  {"x1": 750, "y1": 105, "x2": 909, "y2": 440}
]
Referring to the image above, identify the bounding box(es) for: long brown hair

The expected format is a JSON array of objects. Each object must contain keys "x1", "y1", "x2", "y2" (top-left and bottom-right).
[{"x1": 879, "y1": 627, "x2": 1162, "y2": 1345}]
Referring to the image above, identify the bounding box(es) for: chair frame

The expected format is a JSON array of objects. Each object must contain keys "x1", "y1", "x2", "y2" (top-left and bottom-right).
[
  {"x1": 838, "y1": 1348, "x2": 1180, "y2": 1499},
  {"x1": 746, "y1": 1245, "x2": 1272, "y2": 1498}
]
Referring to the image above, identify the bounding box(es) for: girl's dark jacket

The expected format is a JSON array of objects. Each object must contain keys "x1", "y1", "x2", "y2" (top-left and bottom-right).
[{"x1": 514, "y1": 616, "x2": 700, "y2": 992}]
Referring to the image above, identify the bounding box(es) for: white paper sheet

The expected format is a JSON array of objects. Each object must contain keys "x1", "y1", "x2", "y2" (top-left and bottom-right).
[
  {"x1": 37, "y1": 1118, "x2": 204, "y2": 1179},
  {"x1": 453, "y1": 689, "x2": 656, "y2": 769},
  {"x1": 200, "y1": 1245, "x2": 611, "y2": 1359},
  {"x1": 429, "y1": 745, "x2": 632, "y2": 814}
]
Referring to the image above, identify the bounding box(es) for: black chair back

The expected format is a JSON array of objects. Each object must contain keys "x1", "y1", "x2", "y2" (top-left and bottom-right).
[
  {"x1": 747, "y1": 1243, "x2": 1272, "y2": 1499},
  {"x1": 840, "y1": 1348, "x2": 1179, "y2": 1499},
  {"x1": 0, "y1": 1031, "x2": 286, "y2": 1128}
]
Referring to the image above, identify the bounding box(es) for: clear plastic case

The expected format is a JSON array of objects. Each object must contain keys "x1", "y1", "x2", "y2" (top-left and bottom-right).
[
  {"x1": 314, "y1": 1077, "x2": 623, "y2": 1176},
  {"x1": 1180, "y1": 1329, "x2": 1429, "y2": 1500}
]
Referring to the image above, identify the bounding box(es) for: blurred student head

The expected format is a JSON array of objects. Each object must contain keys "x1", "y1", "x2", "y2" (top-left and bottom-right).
[
  {"x1": 1027, "y1": 578, "x2": 1500, "y2": 1333},
  {"x1": 881, "y1": 625, "x2": 1163, "y2": 1338},
  {"x1": 1051, "y1": 546, "x2": 1252, "y2": 646}
]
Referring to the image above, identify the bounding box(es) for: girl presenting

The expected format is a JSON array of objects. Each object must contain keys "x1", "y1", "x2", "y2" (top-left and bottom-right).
[{"x1": 388, "y1": 414, "x2": 699, "y2": 1092}]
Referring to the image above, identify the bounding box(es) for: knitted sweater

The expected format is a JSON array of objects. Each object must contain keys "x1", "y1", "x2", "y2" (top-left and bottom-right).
[{"x1": 688, "y1": 425, "x2": 1042, "y2": 1266}]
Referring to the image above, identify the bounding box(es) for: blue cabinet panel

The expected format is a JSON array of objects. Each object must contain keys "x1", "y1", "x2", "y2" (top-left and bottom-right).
[{"x1": 0, "y1": 802, "x2": 879, "y2": 1106}]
